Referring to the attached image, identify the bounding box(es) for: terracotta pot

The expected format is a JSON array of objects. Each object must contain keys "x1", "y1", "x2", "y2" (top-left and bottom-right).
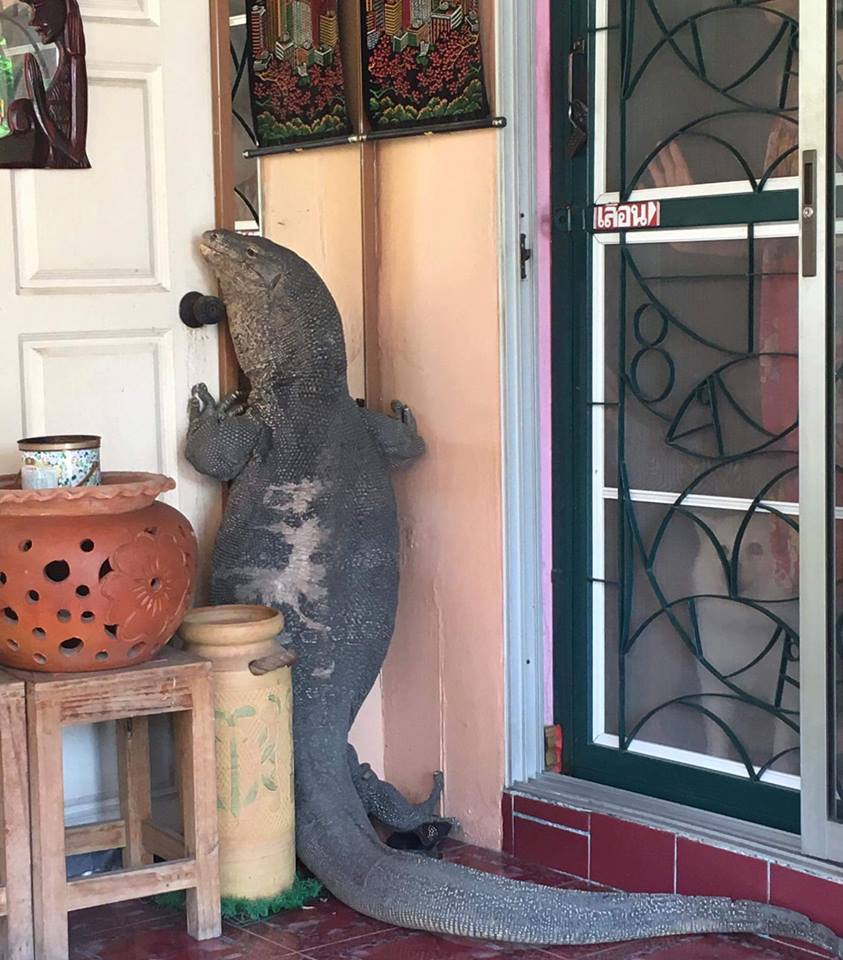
[
  {"x1": 179, "y1": 605, "x2": 296, "y2": 902},
  {"x1": 0, "y1": 473, "x2": 196, "y2": 672}
]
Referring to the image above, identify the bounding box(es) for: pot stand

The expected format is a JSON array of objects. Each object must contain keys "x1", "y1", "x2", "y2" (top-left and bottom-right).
[
  {"x1": 15, "y1": 649, "x2": 221, "y2": 960},
  {"x1": 0, "y1": 673, "x2": 33, "y2": 960}
]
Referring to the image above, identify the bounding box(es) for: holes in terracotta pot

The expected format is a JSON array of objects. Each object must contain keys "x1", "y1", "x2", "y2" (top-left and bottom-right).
[
  {"x1": 76, "y1": 585, "x2": 90, "y2": 598},
  {"x1": 6, "y1": 639, "x2": 18, "y2": 651},
  {"x1": 57, "y1": 609, "x2": 71, "y2": 623},
  {"x1": 144, "y1": 527, "x2": 158, "y2": 536},
  {"x1": 81, "y1": 611, "x2": 95, "y2": 623},
  {"x1": 32, "y1": 627, "x2": 46, "y2": 640},
  {"x1": 59, "y1": 638, "x2": 83, "y2": 657},
  {"x1": 149, "y1": 577, "x2": 162, "y2": 593},
  {"x1": 26, "y1": 590, "x2": 39, "y2": 604},
  {"x1": 19, "y1": 540, "x2": 32, "y2": 553},
  {"x1": 44, "y1": 560, "x2": 70, "y2": 583},
  {"x1": 127, "y1": 642, "x2": 146, "y2": 659},
  {"x1": 33, "y1": 653, "x2": 47, "y2": 665},
  {"x1": 104, "y1": 624, "x2": 118, "y2": 639},
  {"x1": 98, "y1": 560, "x2": 113, "y2": 580},
  {"x1": 80, "y1": 539, "x2": 95, "y2": 553},
  {"x1": 3, "y1": 608, "x2": 18, "y2": 623},
  {"x1": 0, "y1": 573, "x2": 6, "y2": 585},
  {"x1": 95, "y1": 650, "x2": 108, "y2": 662}
]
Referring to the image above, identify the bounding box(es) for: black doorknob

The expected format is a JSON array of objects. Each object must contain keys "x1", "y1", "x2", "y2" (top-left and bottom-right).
[{"x1": 180, "y1": 291, "x2": 227, "y2": 328}]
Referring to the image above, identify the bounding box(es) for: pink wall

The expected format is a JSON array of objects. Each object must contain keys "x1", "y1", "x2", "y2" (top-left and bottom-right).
[
  {"x1": 536, "y1": 0, "x2": 554, "y2": 724},
  {"x1": 261, "y1": 3, "x2": 552, "y2": 848},
  {"x1": 376, "y1": 129, "x2": 506, "y2": 849}
]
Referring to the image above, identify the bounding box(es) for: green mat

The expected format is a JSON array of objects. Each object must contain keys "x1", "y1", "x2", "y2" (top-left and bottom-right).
[{"x1": 154, "y1": 874, "x2": 323, "y2": 923}]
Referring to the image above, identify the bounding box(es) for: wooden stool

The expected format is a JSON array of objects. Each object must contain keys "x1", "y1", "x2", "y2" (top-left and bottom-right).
[
  {"x1": 18, "y1": 649, "x2": 221, "y2": 960},
  {"x1": 0, "y1": 673, "x2": 33, "y2": 959}
]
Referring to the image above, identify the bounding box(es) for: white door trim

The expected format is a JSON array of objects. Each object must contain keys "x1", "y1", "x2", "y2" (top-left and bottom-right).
[
  {"x1": 797, "y1": 0, "x2": 843, "y2": 862},
  {"x1": 496, "y1": 0, "x2": 546, "y2": 786}
]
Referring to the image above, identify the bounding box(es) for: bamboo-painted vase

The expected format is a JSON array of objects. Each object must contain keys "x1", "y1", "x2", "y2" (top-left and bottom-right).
[{"x1": 179, "y1": 604, "x2": 296, "y2": 902}]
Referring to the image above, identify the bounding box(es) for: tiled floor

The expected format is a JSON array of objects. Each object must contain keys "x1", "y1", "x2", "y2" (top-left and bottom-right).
[{"x1": 68, "y1": 842, "x2": 835, "y2": 960}]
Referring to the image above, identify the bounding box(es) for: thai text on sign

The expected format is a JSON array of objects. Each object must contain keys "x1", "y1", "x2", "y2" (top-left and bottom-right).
[{"x1": 594, "y1": 200, "x2": 660, "y2": 232}]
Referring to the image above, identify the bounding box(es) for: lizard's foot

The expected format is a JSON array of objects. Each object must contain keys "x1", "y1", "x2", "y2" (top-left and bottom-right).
[
  {"x1": 349, "y1": 745, "x2": 450, "y2": 833},
  {"x1": 190, "y1": 383, "x2": 246, "y2": 422},
  {"x1": 185, "y1": 383, "x2": 265, "y2": 481},
  {"x1": 386, "y1": 819, "x2": 455, "y2": 859}
]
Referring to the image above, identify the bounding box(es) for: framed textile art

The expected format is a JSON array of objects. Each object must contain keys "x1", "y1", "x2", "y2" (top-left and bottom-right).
[
  {"x1": 245, "y1": 0, "x2": 351, "y2": 148},
  {"x1": 361, "y1": 0, "x2": 488, "y2": 131},
  {"x1": 0, "y1": 0, "x2": 90, "y2": 169}
]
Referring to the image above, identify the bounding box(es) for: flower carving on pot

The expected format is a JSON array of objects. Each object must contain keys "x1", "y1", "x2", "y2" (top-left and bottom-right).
[{"x1": 101, "y1": 531, "x2": 193, "y2": 646}]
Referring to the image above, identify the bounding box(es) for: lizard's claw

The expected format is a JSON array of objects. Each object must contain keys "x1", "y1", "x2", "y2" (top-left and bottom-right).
[
  {"x1": 391, "y1": 400, "x2": 418, "y2": 435},
  {"x1": 218, "y1": 391, "x2": 246, "y2": 417},
  {"x1": 191, "y1": 382, "x2": 217, "y2": 411}
]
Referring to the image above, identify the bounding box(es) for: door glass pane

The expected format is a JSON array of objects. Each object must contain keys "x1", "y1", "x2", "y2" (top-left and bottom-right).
[
  {"x1": 603, "y1": 0, "x2": 798, "y2": 196},
  {"x1": 595, "y1": 234, "x2": 800, "y2": 784}
]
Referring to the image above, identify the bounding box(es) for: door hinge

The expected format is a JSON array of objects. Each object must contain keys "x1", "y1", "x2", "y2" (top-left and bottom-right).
[{"x1": 519, "y1": 232, "x2": 533, "y2": 280}]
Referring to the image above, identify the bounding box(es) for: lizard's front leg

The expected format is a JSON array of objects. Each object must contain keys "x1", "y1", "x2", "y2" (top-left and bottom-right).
[{"x1": 185, "y1": 382, "x2": 267, "y2": 481}]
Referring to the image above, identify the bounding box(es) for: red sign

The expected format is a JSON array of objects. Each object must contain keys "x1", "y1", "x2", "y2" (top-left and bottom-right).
[{"x1": 594, "y1": 200, "x2": 661, "y2": 232}]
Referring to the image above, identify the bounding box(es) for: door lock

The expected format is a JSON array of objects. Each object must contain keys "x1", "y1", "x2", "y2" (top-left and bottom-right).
[{"x1": 801, "y1": 150, "x2": 817, "y2": 278}]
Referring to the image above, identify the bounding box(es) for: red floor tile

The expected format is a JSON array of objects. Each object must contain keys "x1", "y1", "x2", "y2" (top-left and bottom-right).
[
  {"x1": 546, "y1": 933, "x2": 830, "y2": 959},
  {"x1": 675, "y1": 838, "x2": 768, "y2": 901},
  {"x1": 74, "y1": 920, "x2": 294, "y2": 960},
  {"x1": 234, "y1": 896, "x2": 392, "y2": 953},
  {"x1": 296, "y1": 926, "x2": 560, "y2": 959},
  {"x1": 513, "y1": 816, "x2": 590, "y2": 878},
  {"x1": 70, "y1": 898, "x2": 168, "y2": 939},
  {"x1": 444, "y1": 842, "x2": 580, "y2": 886},
  {"x1": 589, "y1": 815, "x2": 675, "y2": 894},
  {"x1": 65, "y1": 847, "x2": 839, "y2": 960}
]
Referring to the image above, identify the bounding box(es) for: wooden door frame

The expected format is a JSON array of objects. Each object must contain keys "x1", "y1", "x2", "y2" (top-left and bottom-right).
[{"x1": 209, "y1": 0, "x2": 240, "y2": 397}]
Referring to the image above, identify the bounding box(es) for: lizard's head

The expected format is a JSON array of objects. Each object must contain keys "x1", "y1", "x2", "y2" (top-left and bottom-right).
[{"x1": 199, "y1": 229, "x2": 346, "y2": 388}]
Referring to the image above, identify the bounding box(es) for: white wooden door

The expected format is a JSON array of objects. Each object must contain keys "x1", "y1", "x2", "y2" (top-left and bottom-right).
[{"x1": 0, "y1": 0, "x2": 220, "y2": 824}]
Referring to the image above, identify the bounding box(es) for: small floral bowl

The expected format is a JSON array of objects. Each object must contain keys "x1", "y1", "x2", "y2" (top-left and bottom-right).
[{"x1": 18, "y1": 435, "x2": 101, "y2": 490}]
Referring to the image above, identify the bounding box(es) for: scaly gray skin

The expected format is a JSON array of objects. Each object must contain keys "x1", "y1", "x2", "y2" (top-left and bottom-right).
[{"x1": 185, "y1": 229, "x2": 843, "y2": 956}]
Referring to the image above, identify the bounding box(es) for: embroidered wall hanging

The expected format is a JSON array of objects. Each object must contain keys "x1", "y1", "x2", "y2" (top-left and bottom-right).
[
  {"x1": 0, "y1": 0, "x2": 90, "y2": 169},
  {"x1": 361, "y1": 0, "x2": 488, "y2": 131},
  {"x1": 245, "y1": 0, "x2": 351, "y2": 148}
]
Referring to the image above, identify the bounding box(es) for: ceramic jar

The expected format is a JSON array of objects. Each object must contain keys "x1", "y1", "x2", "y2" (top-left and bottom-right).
[
  {"x1": 179, "y1": 604, "x2": 296, "y2": 902},
  {"x1": 0, "y1": 472, "x2": 196, "y2": 672}
]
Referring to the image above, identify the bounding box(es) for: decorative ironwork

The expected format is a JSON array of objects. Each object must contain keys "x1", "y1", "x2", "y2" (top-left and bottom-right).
[
  {"x1": 230, "y1": 6, "x2": 260, "y2": 227},
  {"x1": 605, "y1": 0, "x2": 801, "y2": 783}
]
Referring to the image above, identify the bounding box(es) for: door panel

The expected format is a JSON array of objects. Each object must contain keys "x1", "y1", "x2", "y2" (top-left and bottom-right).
[
  {"x1": 0, "y1": 0, "x2": 219, "y2": 821},
  {"x1": 555, "y1": 0, "x2": 804, "y2": 831}
]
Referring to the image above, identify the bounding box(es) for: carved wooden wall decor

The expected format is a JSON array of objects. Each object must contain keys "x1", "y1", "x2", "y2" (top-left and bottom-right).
[{"x1": 0, "y1": 0, "x2": 90, "y2": 169}]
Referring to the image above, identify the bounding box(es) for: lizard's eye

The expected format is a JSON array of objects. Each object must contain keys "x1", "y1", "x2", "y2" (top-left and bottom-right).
[{"x1": 246, "y1": 248, "x2": 257, "y2": 259}]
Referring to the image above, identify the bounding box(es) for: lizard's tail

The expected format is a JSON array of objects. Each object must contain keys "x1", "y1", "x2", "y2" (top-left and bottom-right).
[{"x1": 296, "y1": 773, "x2": 842, "y2": 955}]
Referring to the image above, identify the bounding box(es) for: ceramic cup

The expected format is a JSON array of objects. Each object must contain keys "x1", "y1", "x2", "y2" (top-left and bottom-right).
[{"x1": 18, "y1": 435, "x2": 102, "y2": 490}]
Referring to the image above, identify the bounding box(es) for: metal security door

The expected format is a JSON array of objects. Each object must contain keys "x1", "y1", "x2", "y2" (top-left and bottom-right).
[{"x1": 553, "y1": 0, "x2": 805, "y2": 830}]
